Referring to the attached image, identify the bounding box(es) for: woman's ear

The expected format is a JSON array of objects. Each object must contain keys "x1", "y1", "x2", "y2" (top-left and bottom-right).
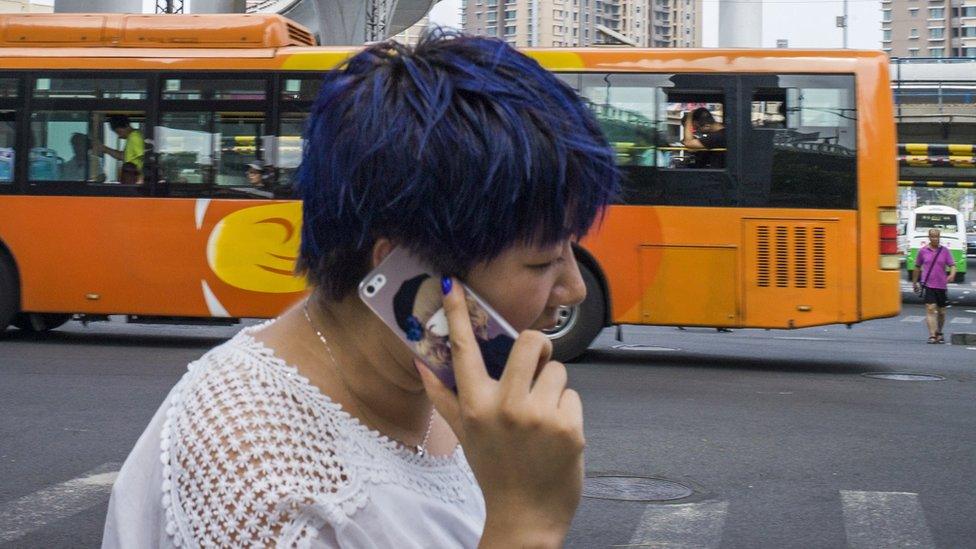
[{"x1": 371, "y1": 238, "x2": 396, "y2": 268}]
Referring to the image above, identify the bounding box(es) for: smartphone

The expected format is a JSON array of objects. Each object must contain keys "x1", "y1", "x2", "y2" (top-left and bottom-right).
[{"x1": 358, "y1": 246, "x2": 519, "y2": 391}]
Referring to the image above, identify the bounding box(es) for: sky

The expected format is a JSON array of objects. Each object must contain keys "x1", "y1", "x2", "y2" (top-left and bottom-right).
[{"x1": 429, "y1": 0, "x2": 883, "y2": 50}]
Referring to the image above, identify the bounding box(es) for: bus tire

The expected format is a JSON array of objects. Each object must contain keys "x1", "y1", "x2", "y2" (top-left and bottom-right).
[
  {"x1": 545, "y1": 262, "x2": 606, "y2": 363},
  {"x1": 12, "y1": 313, "x2": 71, "y2": 332},
  {"x1": 0, "y1": 252, "x2": 17, "y2": 332}
]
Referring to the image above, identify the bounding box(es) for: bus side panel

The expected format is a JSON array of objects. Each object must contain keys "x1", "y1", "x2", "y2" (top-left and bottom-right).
[
  {"x1": 1, "y1": 195, "x2": 305, "y2": 318},
  {"x1": 855, "y1": 55, "x2": 901, "y2": 321}
]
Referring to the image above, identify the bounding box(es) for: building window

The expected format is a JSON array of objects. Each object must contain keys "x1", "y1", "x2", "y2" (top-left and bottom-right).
[
  {"x1": 487, "y1": 0, "x2": 497, "y2": 6},
  {"x1": 883, "y1": 29, "x2": 892, "y2": 41},
  {"x1": 929, "y1": 27, "x2": 944, "y2": 38},
  {"x1": 505, "y1": 9, "x2": 516, "y2": 20},
  {"x1": 882, "y1": 9, "x2": 892, "y2": 22},
  {"x1": 505, "y1": 25, "x2": 516, "y2": 35},
  {"x1": 963, "y1": 47, "x2": 976, "y2": 58},
  {"x1": 908, "y1": 7, "x2": 918, "y2": 17},
  {"x1": 486, "y1": 25, "x2": 497, "y2": 35},
  {"x1": 910, "y1": 28, "x2": 919, "y2": 38},
  {"x1": 960, "y1": 7, "x2": 976, "y2": 17},
  {"x1": 962, "y1": 26, "x2": 976, "y2": 37},
  {"x1": 929, "y1": 47, "x2": 944, "y2": 57},
  {"x1": 908, "y1": 47, "x2": 920, "y2": 56},
  {"x1": 928, "y1": 7, "x2": 944, "y2": 18}
]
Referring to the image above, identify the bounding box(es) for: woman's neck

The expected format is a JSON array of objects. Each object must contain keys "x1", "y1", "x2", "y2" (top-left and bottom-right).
[{"x1": 301, "y1": 293, "x2": 435, "y2": 441}]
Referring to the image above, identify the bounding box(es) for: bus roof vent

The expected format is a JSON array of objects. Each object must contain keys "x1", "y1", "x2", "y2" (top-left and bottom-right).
[
  {"x1": 286, "y1": 23, "x2": 315, "y2": 46},
  {"x1": 0, "y1": 13, "x2": 314, "y2": 48}
]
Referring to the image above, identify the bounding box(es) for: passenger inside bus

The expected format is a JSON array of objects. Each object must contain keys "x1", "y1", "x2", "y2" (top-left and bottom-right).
[
  {"x1": 93, "y1": 115, "x2": 144, "y2": 184},
  {"x1": 681, "y1": 107, "x2": 726, "y2": 169},
  {"x1": 0, "y1": 110, "x2": 13, "y2": 182},
  {"x1": 61, "y1": 132, "x2": 104, "y2": 182}
]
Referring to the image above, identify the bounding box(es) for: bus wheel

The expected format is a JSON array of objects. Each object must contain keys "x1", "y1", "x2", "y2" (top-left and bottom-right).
[
  {"x1": 0, "y1": 254, "x2": 17, "y2": 332},
  {"x1": 544, "y1": 263, "x2": 606, "y2": 363},
  {"x1": 12, "y1": 313, "x2": 71, "y2": 332}
]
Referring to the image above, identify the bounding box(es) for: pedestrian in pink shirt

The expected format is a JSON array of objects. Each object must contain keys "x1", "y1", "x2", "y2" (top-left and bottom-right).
[{"x1": 912, "y1": 228, "x2": 957, "y2": 343}]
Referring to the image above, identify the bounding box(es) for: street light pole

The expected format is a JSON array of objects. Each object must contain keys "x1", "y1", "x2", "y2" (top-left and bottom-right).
[{"x1": 843, "y1": 0, "x2": 848, "y2": 48}]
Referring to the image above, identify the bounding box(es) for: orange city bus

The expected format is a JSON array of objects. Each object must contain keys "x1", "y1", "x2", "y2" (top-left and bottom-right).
[{"x1": 0, "y1": 14, "x2": 900, "y2": 361}]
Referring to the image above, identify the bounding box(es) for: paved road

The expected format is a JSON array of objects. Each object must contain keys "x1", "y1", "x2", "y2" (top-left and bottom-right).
[{"x1": 1, "y1": 279, "x2": 975, "y2": 548}]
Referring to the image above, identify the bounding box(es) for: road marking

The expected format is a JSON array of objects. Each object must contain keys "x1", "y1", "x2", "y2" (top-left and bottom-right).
[
  {"x1": 0, "y1": 462, "x2": 119, "y2": 544},
  {"x1": 901, "y1": 316, "x2": 926, "y2": 322},
  {"x1": 841, "y1": 490, "x2": 935, "y2": 549},
  {"x1": 950, "y1": 317, "x2": 974, "y2": 324},
  {"x1": 620, "y1": 501, "x2": 728, "y2": 548}
]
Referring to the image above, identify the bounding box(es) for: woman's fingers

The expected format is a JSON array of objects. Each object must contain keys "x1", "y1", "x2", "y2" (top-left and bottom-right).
[
  {"x1": 530, "y1": 360, "x2": 568, "y2": 407},
  {"x1": 441, "y1": 278, "x2": 491, "y2": 400},
  {"x1": 499, "y1": 330, "x2": 553, "y2": 397}
]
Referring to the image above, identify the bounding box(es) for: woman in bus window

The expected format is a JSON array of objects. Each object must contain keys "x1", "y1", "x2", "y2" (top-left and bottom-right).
[{"x1": 103, "y1": 30, "x2": 618, "y2": 548}]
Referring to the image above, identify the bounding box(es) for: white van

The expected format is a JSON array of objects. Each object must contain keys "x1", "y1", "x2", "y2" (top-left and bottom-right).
[{"x1": 904, "y1": 204, "x2": 967, "y2": 282}]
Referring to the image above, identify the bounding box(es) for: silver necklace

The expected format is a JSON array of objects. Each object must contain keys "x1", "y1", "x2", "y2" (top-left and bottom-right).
[{"x1": 303, "y1": 300, "x2": 435, "y2": 457}]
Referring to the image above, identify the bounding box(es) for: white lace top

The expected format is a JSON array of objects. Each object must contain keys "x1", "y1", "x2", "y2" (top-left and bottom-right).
[{"x1": 102, "y1": 322, "x2": 486, "y2": 548}]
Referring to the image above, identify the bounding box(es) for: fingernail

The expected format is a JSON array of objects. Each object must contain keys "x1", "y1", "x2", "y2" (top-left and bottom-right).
[{"x1": 441, "y1": 276, "x2": 452, "y2": 295}]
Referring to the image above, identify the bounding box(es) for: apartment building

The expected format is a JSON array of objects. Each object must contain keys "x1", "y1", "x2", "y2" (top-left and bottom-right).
[
  {"x1": 460, "y1": 0, "x2": 701, "y2": 48},
  {"x1": 882, "y1": 0, "x2": 976, "y2": 58}
]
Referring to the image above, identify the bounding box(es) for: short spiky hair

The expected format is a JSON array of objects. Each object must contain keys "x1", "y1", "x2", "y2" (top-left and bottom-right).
[{"x1": 296, "y1": 30, "x2": 619, "y2": 300}]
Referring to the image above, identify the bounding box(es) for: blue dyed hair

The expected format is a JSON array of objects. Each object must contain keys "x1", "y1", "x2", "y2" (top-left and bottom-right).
[{"x1": 296, "y1": 30, "x2": 619, "y2": 300}]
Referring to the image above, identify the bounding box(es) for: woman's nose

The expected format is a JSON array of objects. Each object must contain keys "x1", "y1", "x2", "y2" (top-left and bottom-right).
[{"x1": 555, "y1": 246, "x2": 587, "y2": 308}]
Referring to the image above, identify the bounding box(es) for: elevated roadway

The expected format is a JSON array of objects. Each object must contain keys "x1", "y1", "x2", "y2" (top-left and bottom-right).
[{"x1": 248, "y1": 0, "x2": 439, "y2": 45}]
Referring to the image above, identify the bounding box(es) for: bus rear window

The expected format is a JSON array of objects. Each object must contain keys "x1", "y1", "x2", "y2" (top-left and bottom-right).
[
  {"x1": 915, "y1": 213, "x2": 958, "y2": 232},
  {"x1": 0, "y1": 78, "x2": 17, "y2": 98}
]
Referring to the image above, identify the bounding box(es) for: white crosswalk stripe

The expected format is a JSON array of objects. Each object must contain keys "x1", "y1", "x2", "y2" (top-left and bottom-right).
[
  {"x1": 950, "y1": 317, "x2": 973, "y2": 324},
  {"x1": 901, "y1": 315, "x2": 926, "y2": 322},
  {"x1": 841, "y1": 491, "x2": 935, "y2": 549},
  {"x1": 622, "y1": 501, "x2": 729, "y2": 548},
  {"x1": 0, "y1": 463, "x2": 119, "y2": 544}
]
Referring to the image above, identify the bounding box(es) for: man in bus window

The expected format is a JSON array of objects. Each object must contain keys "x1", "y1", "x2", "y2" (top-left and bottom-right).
[
  {"x1": 681, "y1": 107, "x2": 726, "y2": 169},
  {"x1": 94, "y1": 115, "x2": 144, "y2": 183},
  {"x1": 62, "y1": 133, "x2": 104, "y2": 182},
  {"x1": 912, "y1": 228, "x2": 957, "y2": 344}
]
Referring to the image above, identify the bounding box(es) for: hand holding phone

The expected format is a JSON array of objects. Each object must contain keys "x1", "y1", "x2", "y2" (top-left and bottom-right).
[{"x1": 417, "y1": 278, "x2": 585, "y2": 547}]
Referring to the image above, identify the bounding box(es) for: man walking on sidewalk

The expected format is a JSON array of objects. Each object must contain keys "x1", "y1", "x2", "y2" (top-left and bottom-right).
[{"x1": 912, "y1": 228, "x2": 957, "y2": 343}]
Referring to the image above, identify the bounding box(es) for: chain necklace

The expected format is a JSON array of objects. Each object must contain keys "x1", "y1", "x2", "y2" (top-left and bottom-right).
[{"x1": 303, "y1": 300, "x2": 435, "y2": 457}]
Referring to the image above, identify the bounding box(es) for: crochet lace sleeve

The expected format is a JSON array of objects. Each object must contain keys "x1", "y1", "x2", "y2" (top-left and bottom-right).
[{"x1": 160, "y1": 350, "x2": 352, "y2": 547}]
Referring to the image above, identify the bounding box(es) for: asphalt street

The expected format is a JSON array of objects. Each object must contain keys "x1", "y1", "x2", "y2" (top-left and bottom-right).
[{"x1": 1, "y1": 266, "x2": 975, "y2": 548}]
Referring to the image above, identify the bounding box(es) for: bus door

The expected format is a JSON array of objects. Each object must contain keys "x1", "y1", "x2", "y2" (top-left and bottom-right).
[{"x1": 736, "y1": 74, "x2": 858, "y2": 327}]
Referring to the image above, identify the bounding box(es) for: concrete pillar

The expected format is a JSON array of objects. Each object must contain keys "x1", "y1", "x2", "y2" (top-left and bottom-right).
[
  {"x1": 191, "y1": 0, "x2": 246, "y2": 13},
  {"x1": 54, "y1": 0, "x2": 142, "y2": 12},
  {"x1": 718, "y1": 0, "x2": 762, "y2": 48}
]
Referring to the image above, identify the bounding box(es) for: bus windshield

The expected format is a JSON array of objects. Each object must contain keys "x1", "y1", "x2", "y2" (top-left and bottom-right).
[{"x1": 915, "y1": 213, "x2": 958, "y2": 232}]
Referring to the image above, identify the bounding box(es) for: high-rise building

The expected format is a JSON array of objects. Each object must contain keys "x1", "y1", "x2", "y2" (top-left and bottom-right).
[
  {"x1": 460, "y1": 0, "x2": 701, "y2": 48},
  {"x1": 392, "y1": 15, "x2": 430, "y2": 44},
  {"x1": 1, "y1": 0, "x2": 53, "y2": 12},
  {"x1": 882, "y1": 0, "x2": 976, "y2": 58}
]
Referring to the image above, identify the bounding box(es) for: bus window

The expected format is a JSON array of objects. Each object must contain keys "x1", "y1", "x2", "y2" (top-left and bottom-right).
[
  {"x1": 29, "y1": 110, "x2": 145, "y2": 184},
  {"x1": 747, "y1": 75, "x2": 856, "y2": 209},
  {"x1": 32, "y1": 77, "x2": 147, "y2": 100},
  {"x1": 0, "y1": 110, "x2": 14, "y2": 183},
  {"x1": 666, "y1": 92, "x2": 726, "y2": 170},
  {"x1": 163, "y1": 78, "x2": 266, "y2": 101},
  {"x1": 276, "y1": 113, "x2": 305, "y2": 193},
  {"x1": 0, "y1": 78, "x2": 16, "y2": 99},
  {"x1": 280, "y1": 76, "x2": 323, "y2": 101},
  {"x1": 156, "y1": 111, "x2": 266, "y2": 195}
]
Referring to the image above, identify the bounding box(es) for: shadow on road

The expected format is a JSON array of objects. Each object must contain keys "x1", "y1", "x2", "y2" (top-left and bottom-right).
[
  {"x1": 0, "y1": 329, "x2": 228, "y2": 350},
  {"x1": 581, "y1": 348, "x2": 885, "y2": 375}
]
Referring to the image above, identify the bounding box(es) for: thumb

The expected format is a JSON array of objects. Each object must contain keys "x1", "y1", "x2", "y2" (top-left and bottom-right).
[{"x1": 416, "y1": 359, "x2": 462, "y2": 436}]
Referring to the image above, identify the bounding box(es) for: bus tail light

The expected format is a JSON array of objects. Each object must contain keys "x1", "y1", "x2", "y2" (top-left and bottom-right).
[{"x1": 879, "y1": 209, "x2": 900, "y2": 270}]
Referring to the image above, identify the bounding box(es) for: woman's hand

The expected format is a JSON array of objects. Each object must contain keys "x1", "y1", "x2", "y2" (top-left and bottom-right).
[{"x1": 417, "y1": 277, "x2": 585, "y2": 549}]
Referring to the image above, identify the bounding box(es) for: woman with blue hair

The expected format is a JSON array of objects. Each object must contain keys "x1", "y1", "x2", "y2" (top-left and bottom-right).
[{"x1": 104, "y1": 30, "x2": 618, "y2": 548}]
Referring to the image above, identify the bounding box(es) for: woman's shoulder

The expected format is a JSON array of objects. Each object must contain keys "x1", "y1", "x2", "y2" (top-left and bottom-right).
[{"x1": 161, "y1": 322, "x2": 369, "y2": 546}]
